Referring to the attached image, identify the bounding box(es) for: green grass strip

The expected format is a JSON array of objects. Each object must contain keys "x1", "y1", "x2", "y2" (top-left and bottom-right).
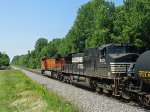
[{"x1": 0, "y1": 70, "x2": 79, "y2": 112}]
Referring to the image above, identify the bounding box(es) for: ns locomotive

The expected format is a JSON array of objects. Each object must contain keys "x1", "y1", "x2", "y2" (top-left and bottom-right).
[{"x1": 41, "y1": 43, "x2": 150, "y2": 107}]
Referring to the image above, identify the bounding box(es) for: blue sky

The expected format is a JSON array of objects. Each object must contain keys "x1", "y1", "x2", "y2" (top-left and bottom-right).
[{"x1": 0, "y1": 0, "x2": 123, "y2": 61}]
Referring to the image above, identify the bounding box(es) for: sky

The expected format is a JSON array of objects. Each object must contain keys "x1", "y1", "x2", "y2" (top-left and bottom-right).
[{"x1": 0, "y1": 0, "x2": 123, "y2": 61}]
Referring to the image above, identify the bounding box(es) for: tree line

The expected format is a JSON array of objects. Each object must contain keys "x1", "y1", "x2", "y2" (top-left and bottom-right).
[
  {"x1": 0, "y1": 52, "x2": 10, "y2": 69},
  {"x1": 11, "y1": 0, "x2": 150, "y2": 69}
]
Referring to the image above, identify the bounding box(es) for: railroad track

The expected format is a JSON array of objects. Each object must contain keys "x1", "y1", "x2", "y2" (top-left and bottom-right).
[{"x1": 14, "y1": 67, "x2": 149, "y2": 112}]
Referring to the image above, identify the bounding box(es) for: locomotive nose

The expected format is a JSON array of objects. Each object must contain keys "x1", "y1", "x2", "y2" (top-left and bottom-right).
[
  {"x1": 113, "y1": 53, "x2": 139, "y2": 62},
  {"x1": 109, "y1": 53, "x2": 139, "y2": 74}
]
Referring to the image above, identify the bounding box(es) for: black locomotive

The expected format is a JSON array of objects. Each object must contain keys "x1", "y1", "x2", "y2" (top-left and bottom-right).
[{"x1": 41, "y1": 43, "x2": 150, "y2": 108}]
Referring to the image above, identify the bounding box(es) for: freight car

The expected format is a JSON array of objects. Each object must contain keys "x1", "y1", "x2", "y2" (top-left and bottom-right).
[
  {"x1": 41, "y1": 43, "x2": 139, "y2": 96},
  {"x1": 124, "y1": 50, "x2": 150, "y2": 107}
]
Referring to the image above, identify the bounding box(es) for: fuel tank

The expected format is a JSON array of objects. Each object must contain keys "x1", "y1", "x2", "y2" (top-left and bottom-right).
[{"x1": 135, "y1": 50, "x2": 150, "y2": 84}]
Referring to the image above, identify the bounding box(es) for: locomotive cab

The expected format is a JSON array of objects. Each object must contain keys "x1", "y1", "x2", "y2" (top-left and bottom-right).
[
  {"x1": 96, "y1": 43, "x2": 138, "y2": 78},
  {"x1": 81, "y1": 43, "x2": 139, "y2": 96}
]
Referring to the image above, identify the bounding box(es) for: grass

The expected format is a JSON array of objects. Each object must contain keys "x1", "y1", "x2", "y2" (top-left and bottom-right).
[{"x1": 0, "y1": 70, "x2": 79, "y2": 112}]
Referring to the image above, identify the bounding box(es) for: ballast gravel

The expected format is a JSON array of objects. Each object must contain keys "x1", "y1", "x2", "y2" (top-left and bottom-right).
[{"x1": 19, "y1": 69, "x2": 147, "y2": 112}]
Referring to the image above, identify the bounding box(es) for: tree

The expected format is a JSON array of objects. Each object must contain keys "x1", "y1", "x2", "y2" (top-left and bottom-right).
[
  {"x1": 0, "y1": 52, "x2": 10, "y2": 67},
  {"x1": 11, "y1": 0, "x2": 150, "y2": 68},
  {"x1": 35, "y1": 38, "x2": 48, "y2": 52}
]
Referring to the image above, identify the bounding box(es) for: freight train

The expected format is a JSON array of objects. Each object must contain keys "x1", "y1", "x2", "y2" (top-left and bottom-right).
[{"x1": 41, "y1": 43, "x2": 150, "y2": 107}]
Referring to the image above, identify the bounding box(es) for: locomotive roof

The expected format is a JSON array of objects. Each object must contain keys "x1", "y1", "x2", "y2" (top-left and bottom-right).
[
  {"x1": 45, "y1": 54, "x2": 61, "y2": 59},
  {"x1": 98, "y1": 43, "x2": 134, "y2": 50},
  {"x1": 109, "y1": 53, "x2": 138, "y2": 59},
  {"x1": 61, "y1": 53, "x2": 75, "y2": 58},
  {"x1": 61, "y1": 51, "x2": 84, "y2": 58},
  {"x1": 98, "y1": 43, "x2": 113, "y2": 50},
  {"x1": 72, "y1": 53, "x2": 84, "y2": 57},
  {"x1": 43, "y1": 43, "x2": 135, "y2": 60}
]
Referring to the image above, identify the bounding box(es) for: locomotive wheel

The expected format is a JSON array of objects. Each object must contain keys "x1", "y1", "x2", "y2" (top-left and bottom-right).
[
  {"x1": 92, "y1": 81, "x2": 100, "y2": 93},
  {"x1": 41, "y1": 70, "x2": 45, "y2": 74},
  {"x1": 59, "y1": 74, "x2": 64, "y2": 81},
  {"x1": 143, "y1": 95, "x2": 150, "y2": 109},
  {"x1": 98, "y1": 87, "x2": 103, "y2": 94},
  {"x1": 138, "y1": 94, "x2": 150, "y2": 109},
  {"x1": 95, "y1": 86, "x2": 103, "y2": 94},
  {"x1": 122, "y1": 91, "x2": 131, "y2": 101},
  {"x1": 62, "y1": 77, "x2": 67, "y2": 83},
  {"x1": 122, "y1": 97, "x2": 130, "y2": 103}
]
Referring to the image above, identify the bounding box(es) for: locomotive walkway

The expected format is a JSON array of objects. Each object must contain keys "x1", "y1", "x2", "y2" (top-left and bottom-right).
[{"x1": 15, "y1": 67, "x2": 147, "y2": 112}]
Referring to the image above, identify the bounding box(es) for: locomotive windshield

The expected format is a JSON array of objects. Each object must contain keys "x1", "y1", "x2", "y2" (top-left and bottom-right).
[
  {"x1": 107, "y1": 45, "x2": 135, "y2": 54},
  {"x1": 108, "y1": 46, "x2": 126, "y2": 54}
]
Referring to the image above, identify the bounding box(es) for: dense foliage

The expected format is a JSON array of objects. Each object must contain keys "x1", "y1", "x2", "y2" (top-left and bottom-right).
[
  {"x1": 11, "y1": 0, "x2": 150, "y2": 68},
  {"x1": 0, "y1": 52, "x2": 10, "y2": 67}
]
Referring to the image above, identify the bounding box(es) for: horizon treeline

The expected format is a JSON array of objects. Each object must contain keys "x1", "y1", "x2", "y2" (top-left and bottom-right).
[
  {"x1": 0, "y1": 52, "x2": 10, "y2": 68},
  {"x1": 11, "y1": 0, "x2": 150, "y2": 69}
]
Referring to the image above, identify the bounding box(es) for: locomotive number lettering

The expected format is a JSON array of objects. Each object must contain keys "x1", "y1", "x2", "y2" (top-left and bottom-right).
[
  {"x1": 100, "y1": 59, "x2": 105, "y2": 63},
  {"x1": 139, "y1": 71, "x2": 150, "y2": 78}
]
